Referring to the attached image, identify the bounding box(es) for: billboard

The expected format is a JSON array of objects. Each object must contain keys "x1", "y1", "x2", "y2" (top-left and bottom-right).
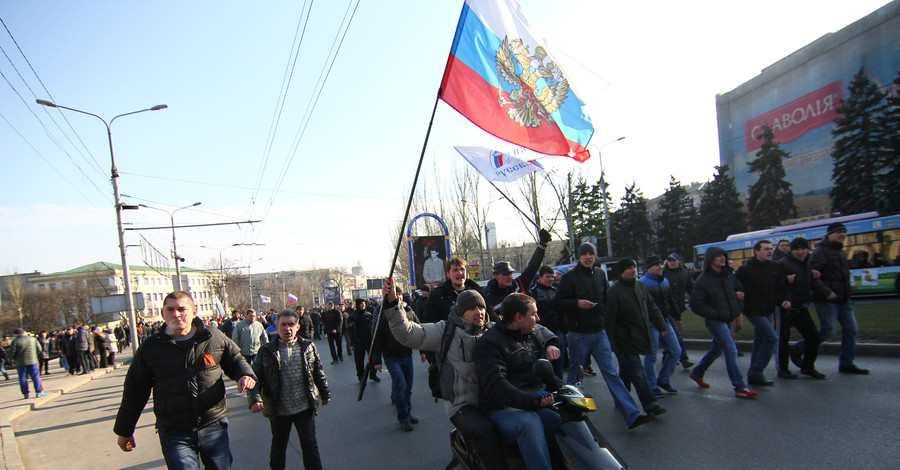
[
  {"x1": 716, "y1": 2, "x2": 900, "y2": 218},
  {"x1": 412, "y1": 236, "x2": 448, "y2": 288}
]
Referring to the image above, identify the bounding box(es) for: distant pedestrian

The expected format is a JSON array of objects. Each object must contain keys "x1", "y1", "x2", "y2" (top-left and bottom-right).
[
  {"x1": 114, "y1": 291, "x2": 256, "y2": 468},
  {"x1": 75, "y1": 322, "x2": 93, "y2": 374},
  {"x1": 322, "y1": 302, "x2": 344, "y2": 364},
  {"x1": 232, "y1": 309, "x2": 268, "y2": 364},
  {"x1": 777, "y1": 238, "x2": 826, "y2": 379},
  {"x1": 37, "y1": 331, "x2": 52, "y2": 375},
  {"x1": 662, "y1": 253, "x2": 694, "y2": 369},
  {"x1": 9, "y1": 329, "x2": 45, "y2": 399}
]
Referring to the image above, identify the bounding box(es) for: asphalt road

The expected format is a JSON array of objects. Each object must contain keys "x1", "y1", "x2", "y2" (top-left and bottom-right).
[{"x1": 12, "y1": 339, "x2": 900, "y2": 469}]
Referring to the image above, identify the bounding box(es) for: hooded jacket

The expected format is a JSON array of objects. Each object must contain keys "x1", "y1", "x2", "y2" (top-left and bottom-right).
[
  {"x1": 662, "y1": 264, "x2": 693, "y2": 316},
  {"x1": 809, "y1": 238, "x2": 852, "y2": 303},
  {"x1": 690, "y1": 246, "x2": 744, "y2": 322},
  {"x1": 114, "y1": 318, "x2": 255, "y2": 436},
  {"x1": 779, "y1": 251, "x2": 830, "y2": 307}
]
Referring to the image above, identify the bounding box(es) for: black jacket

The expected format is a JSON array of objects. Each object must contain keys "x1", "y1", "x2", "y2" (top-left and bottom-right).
[
  {"x1": 372, "y1": 303, "x2": 418, "y2": 363},
  {"x1": 735, "y1": 257, "x2": 788, "y2": 317},
  {"x1": 690, "y1": 246, "x2": 744, "y2": 322},
  {"x1": 475, "y1": 323, "x2": 560, "y2": 412},
  {"x1": 483, "y1": 245, "x2": 546, "y2": 313},
  {"x1": 322, "y1": 308, "x2": 343, "y2": 335},
  {"x1": 605, "y1": 278, "x2": 666, "y2": 355},
  {"x1": 351, "y1": 308, "x2": 373, "y2": 344},
  {"x1": 809, "y1": 238, "x2": 852, "y2": 303},
  {"x1": 247, "y1": 336, "x2": 330, "y2": 418},
  {"x1": 297, "y1": 314, "x2": 314, "y2": 340},
  {"x1": 554, "y1": 263, "x2": 608, "y2": 333},
  {"x1": 779, "y1": 252, "x2": 830, "y2": 307},
  {"x1": 114, "y1": 318, "x2": 255, "y2": 436},
  {"x1": 529, "y1": 282, "x2": 564, "y2": 332},
  {"x1": 423, "y1": 278, "x2": 485, "y2": 324},
  {"x1": 662, "y1": 265, "x2": 693, "y2": 315}
]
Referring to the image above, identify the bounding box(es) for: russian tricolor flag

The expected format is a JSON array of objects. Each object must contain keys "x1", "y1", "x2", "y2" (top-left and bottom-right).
[
  {"x1": 440, "y1": 0, "x2": 594, "y2": 162},
  {"x1": 287, "y1": 293, "x2": 298, "y2": 305}
]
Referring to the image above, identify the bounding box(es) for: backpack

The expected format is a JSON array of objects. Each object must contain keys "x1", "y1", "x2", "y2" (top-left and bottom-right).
[{"x1": 427, "y1": 321, "x2": 457, "y2": 402}]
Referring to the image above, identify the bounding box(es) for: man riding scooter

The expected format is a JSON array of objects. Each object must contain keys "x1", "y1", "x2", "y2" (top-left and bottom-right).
[{"x1": 475, "y1": 293, "x2": 563, "y2": 470}]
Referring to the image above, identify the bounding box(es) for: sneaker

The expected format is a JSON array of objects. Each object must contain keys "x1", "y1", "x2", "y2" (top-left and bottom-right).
[
  {"x1": 584, "y1": 367, "x2": 597, "y2": 377},
  {"x1": 734, "y1": 388, "x2": 758, "y2": 399},
  {"x1": 652, "y1": 388, "x2": 666, "y2": 399},
  {"x1": 838, "y1": 364, "x2": 869, "y2": 375},
  {"x1": 689, "y1": 374, "x2": 709, "y2": 388},
  {"x1": 747, "y1": 375, "x2": 774, "y2": 386},
  {"x1": 369, "y1": 375, "x2": 381, "y2": 383},
  {"x1": 627, "y1": 414, "x2": 650, "y2": 430},
  {"x1": 801, "y1": 369, "x2": 826, "y2": 379},
  {"x1": 36, "y1": 392, "x2": 46, "y2": 397},
  {"x1": 409, "y1": 415, "x2": 420, "y2": 424},
  {"x1": 777, "y1": 369, "x2": 798, "y2": 379},
  {"x1": 658, "y1": 383, "x2": 678, "y2": 394},
  {"x1": 400, "y1": 422, "x2": 414, "y2": 432},
  {"x1": 23, "y1": 395, "x2": 29, "y2": 399},
  {"x1": 646, "y1": 405, "x2": 667, "y2": 416},
  {"x1": 681, "y1": 360, "x2": 694, "y2": 370}
]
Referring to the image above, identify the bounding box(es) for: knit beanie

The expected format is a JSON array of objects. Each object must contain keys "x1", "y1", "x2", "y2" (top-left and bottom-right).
[
  {"x1": 790, "y1": 237, "x2": 809, "y2": 250},
  {"x1": 826, "y1": 222, "x2": 847, "y2": 235},
  {"x1": 616, "y1": 258, "x2": 636, "y2": 273},
  {"x1": 456, "y1": 290, "x2": 486, "y2": 315},
  {"x1": 577, "y1": 242, "x2": 597, "y2": 257}
]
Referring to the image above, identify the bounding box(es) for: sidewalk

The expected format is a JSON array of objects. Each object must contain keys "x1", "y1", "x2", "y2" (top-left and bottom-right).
[{"x1": 0, "y1": 349, "x2": 133, "y2": 470}]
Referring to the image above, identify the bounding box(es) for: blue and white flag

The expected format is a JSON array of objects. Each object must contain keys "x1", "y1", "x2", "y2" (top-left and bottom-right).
[
  {"x1": 455, "y1": 145, "x2": 577, "y2": 182},
  {"x1": 259, "y1": 295, "x2": 271, "y2": 304}
]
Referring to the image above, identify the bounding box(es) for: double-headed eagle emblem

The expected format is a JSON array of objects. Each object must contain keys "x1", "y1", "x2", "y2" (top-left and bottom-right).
[{"x1": 496, "y1": 35, "x2": 569, "y2": 128}]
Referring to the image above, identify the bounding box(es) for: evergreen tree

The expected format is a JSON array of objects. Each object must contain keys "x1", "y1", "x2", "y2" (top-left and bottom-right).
[
  {"x1": 698, "y1": 165, "x2": 746, "y2": 244},
  {"x1": 654, "y1": 176, "x2": 699, "y2": 258},
  {"x1": 747, "y1": 124, "x2": 797, "y2": 229},
  {"x1": 879, "y1": 72, "x2": 900, "y2": 213},
  {"x1": 830, "y1": 66, "x2": 891, "y2": 215},
  {"x1": 568, "y1": 174, "x2": 612, "y2": 256},
  {"x1": 611, "y1": 183, "x2": 653, "y2": 260}
]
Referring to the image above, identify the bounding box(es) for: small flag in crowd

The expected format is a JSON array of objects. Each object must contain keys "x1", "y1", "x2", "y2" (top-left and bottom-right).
[
  {"x1": 260, "y1": 295, "x2": 271, "y2": 304},
  {"x1": 214, "y1": 296, "x2": 226, "y2": 322},
  {"x1": 287, "y1": 293, "x2": 298, "y2": 304},
  {"x1": 439, "y1": 0, "x2": 594, "y2": 161}
]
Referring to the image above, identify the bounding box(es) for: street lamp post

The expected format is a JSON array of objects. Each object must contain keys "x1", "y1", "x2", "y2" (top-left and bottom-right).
[
  {"x1": 591, "y1": 137, "x2": 626, "y2": 257},
  {"x1": 200, "y1": 243, "x2": 263, "y2": 311},
  {"x1": 36, "y1": 99, "x2": 167, "y2": 355},
  {"x1": 140, "y1": 202, "x2": 201, "y2": 291}
]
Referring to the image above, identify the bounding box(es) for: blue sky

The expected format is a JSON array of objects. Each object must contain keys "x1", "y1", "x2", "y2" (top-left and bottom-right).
[{"x1": 1, "y1": 0, "x2": 891, "y2": 277}]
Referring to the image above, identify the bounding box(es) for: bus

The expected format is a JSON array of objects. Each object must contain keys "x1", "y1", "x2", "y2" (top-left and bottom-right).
[{"x1": 693, "y1": 212, "x2": 900, "y2": 296}]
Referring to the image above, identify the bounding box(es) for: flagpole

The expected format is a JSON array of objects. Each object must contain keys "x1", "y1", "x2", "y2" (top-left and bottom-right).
[{"x1": 358, "y1": 92, "x2": 443, "y2": 401}]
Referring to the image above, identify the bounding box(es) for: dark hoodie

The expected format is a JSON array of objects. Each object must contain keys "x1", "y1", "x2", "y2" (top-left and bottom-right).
[{"x1": 690, "y1": 246, "x2": 744, "y2": 322}]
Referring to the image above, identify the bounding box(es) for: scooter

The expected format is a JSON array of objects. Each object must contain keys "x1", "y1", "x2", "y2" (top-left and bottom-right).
[{"x1": 446, "y1": 359, "x2": 629, "y2": 470}]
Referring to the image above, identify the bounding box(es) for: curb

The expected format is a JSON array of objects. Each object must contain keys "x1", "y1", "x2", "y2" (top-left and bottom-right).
[
  {"x1": 1, "y1": 361, "x2": 129, "y2": 470},
  {"x1": 683, "y1": 339, "x2": 900, "y2": 358}
]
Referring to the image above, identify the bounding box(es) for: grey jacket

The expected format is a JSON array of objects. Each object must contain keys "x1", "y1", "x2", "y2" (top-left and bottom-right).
[
  {"x1": 232, "y1": 320, "x2": 268, "y2": 356},
  {"x1": 10, "y1": 334, "x2": 41, "y2": 366}
]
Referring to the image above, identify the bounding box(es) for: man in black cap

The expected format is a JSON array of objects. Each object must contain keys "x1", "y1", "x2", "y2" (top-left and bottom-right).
[
  {"x1": 555, "y1": 243, "x2": 650, "y2": 429},
  {"x1": 777, "y1": 238, "x2": 826, "y2": 378},
  {"x1": 412, "y1": 284, "x2": 430, "y2": 320},
  {"x1": 794, "y1": 223, "x2": 869, "y2": 374},
  {"x1": 606, "y1": 258, "x2": 668, "y2": 417},
  {"x1": 482, "y1": 229, "x2": 552, "y2": 314},
  {"x1": 663, "y1": 253, "x2": 694, "y2": 369}
]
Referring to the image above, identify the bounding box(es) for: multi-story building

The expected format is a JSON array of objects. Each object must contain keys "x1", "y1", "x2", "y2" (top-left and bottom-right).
[{"x1": 716, "y1": 0, "x2": 899, "y2": 217}]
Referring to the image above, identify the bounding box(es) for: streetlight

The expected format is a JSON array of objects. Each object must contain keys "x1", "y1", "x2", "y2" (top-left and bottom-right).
[
  {"x1": 590, "y1": 137, "x2": 626, "y2": 257},
  {"x1": 36, "y1": 98, "x2": 166, "y2": 355},
  {"x1": 199, "y1": 243, "x2": 262, "y2": 310},
  {"x1": 139, "y1": 202, "x2": 201, "y2": 291}
]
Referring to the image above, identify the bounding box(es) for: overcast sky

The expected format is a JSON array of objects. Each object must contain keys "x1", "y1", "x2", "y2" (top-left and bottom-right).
[{"x1": 0, "y1": 0, "x2": 891, "y2": 278}]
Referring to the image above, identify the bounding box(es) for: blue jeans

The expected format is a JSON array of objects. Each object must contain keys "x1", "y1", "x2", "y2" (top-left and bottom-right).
[
  {"x1": 17, "y1": 364, "x2": 42, "y2": 397},
  {"x1": 814, "y1": 301, "x2": 858, "y2": 366},
  {"x1": 384, "y1": 355, "x2": 414, "y2": 423},
  {"x1": 745, "y1": 315, "x2": 777, "y2": 377},
  {"x1": 157, "y1": 418, "x2": 232, "y2": 470},
  {"x1": 567, "y1": 331, "x2": 641, "y2": 426},
  {"x1": 487, "y1": 407, "x2": 561, "y2": 470},
  {"x1": 692, "y1": 319, "x2": 747, "y2": 390},
  {"x1": 645, "y1": 317, "x2": 682, "y2": 388}
]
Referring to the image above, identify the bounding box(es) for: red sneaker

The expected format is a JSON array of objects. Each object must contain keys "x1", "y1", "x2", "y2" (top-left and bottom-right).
[
  {"x1": 735, "y1": 388, "x2": 758, "y2": 399},
  {"x1": 689, "y1": 374, "x2": 709, "y2": 388}
]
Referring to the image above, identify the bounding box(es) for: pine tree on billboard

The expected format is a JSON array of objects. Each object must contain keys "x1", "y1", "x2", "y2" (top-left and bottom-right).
[
  {"x1": 830, "y1": 66, "x2": 891, "y2": 215},
  {"x1": 880, "y1": 71, "x2": 900, "y2": 213},
  {"x1": 747, "y1": 124, "x2": 797, "y2": 229},
  {"x1": 655, "y1": 176, "x2": 699, "y2": 258},
  {"x1": 698, "y1": 165, "x2": 746, "y2": 244},
  {"x1": 611, "y1": 183, "x2": 653, "y2": 260}
]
